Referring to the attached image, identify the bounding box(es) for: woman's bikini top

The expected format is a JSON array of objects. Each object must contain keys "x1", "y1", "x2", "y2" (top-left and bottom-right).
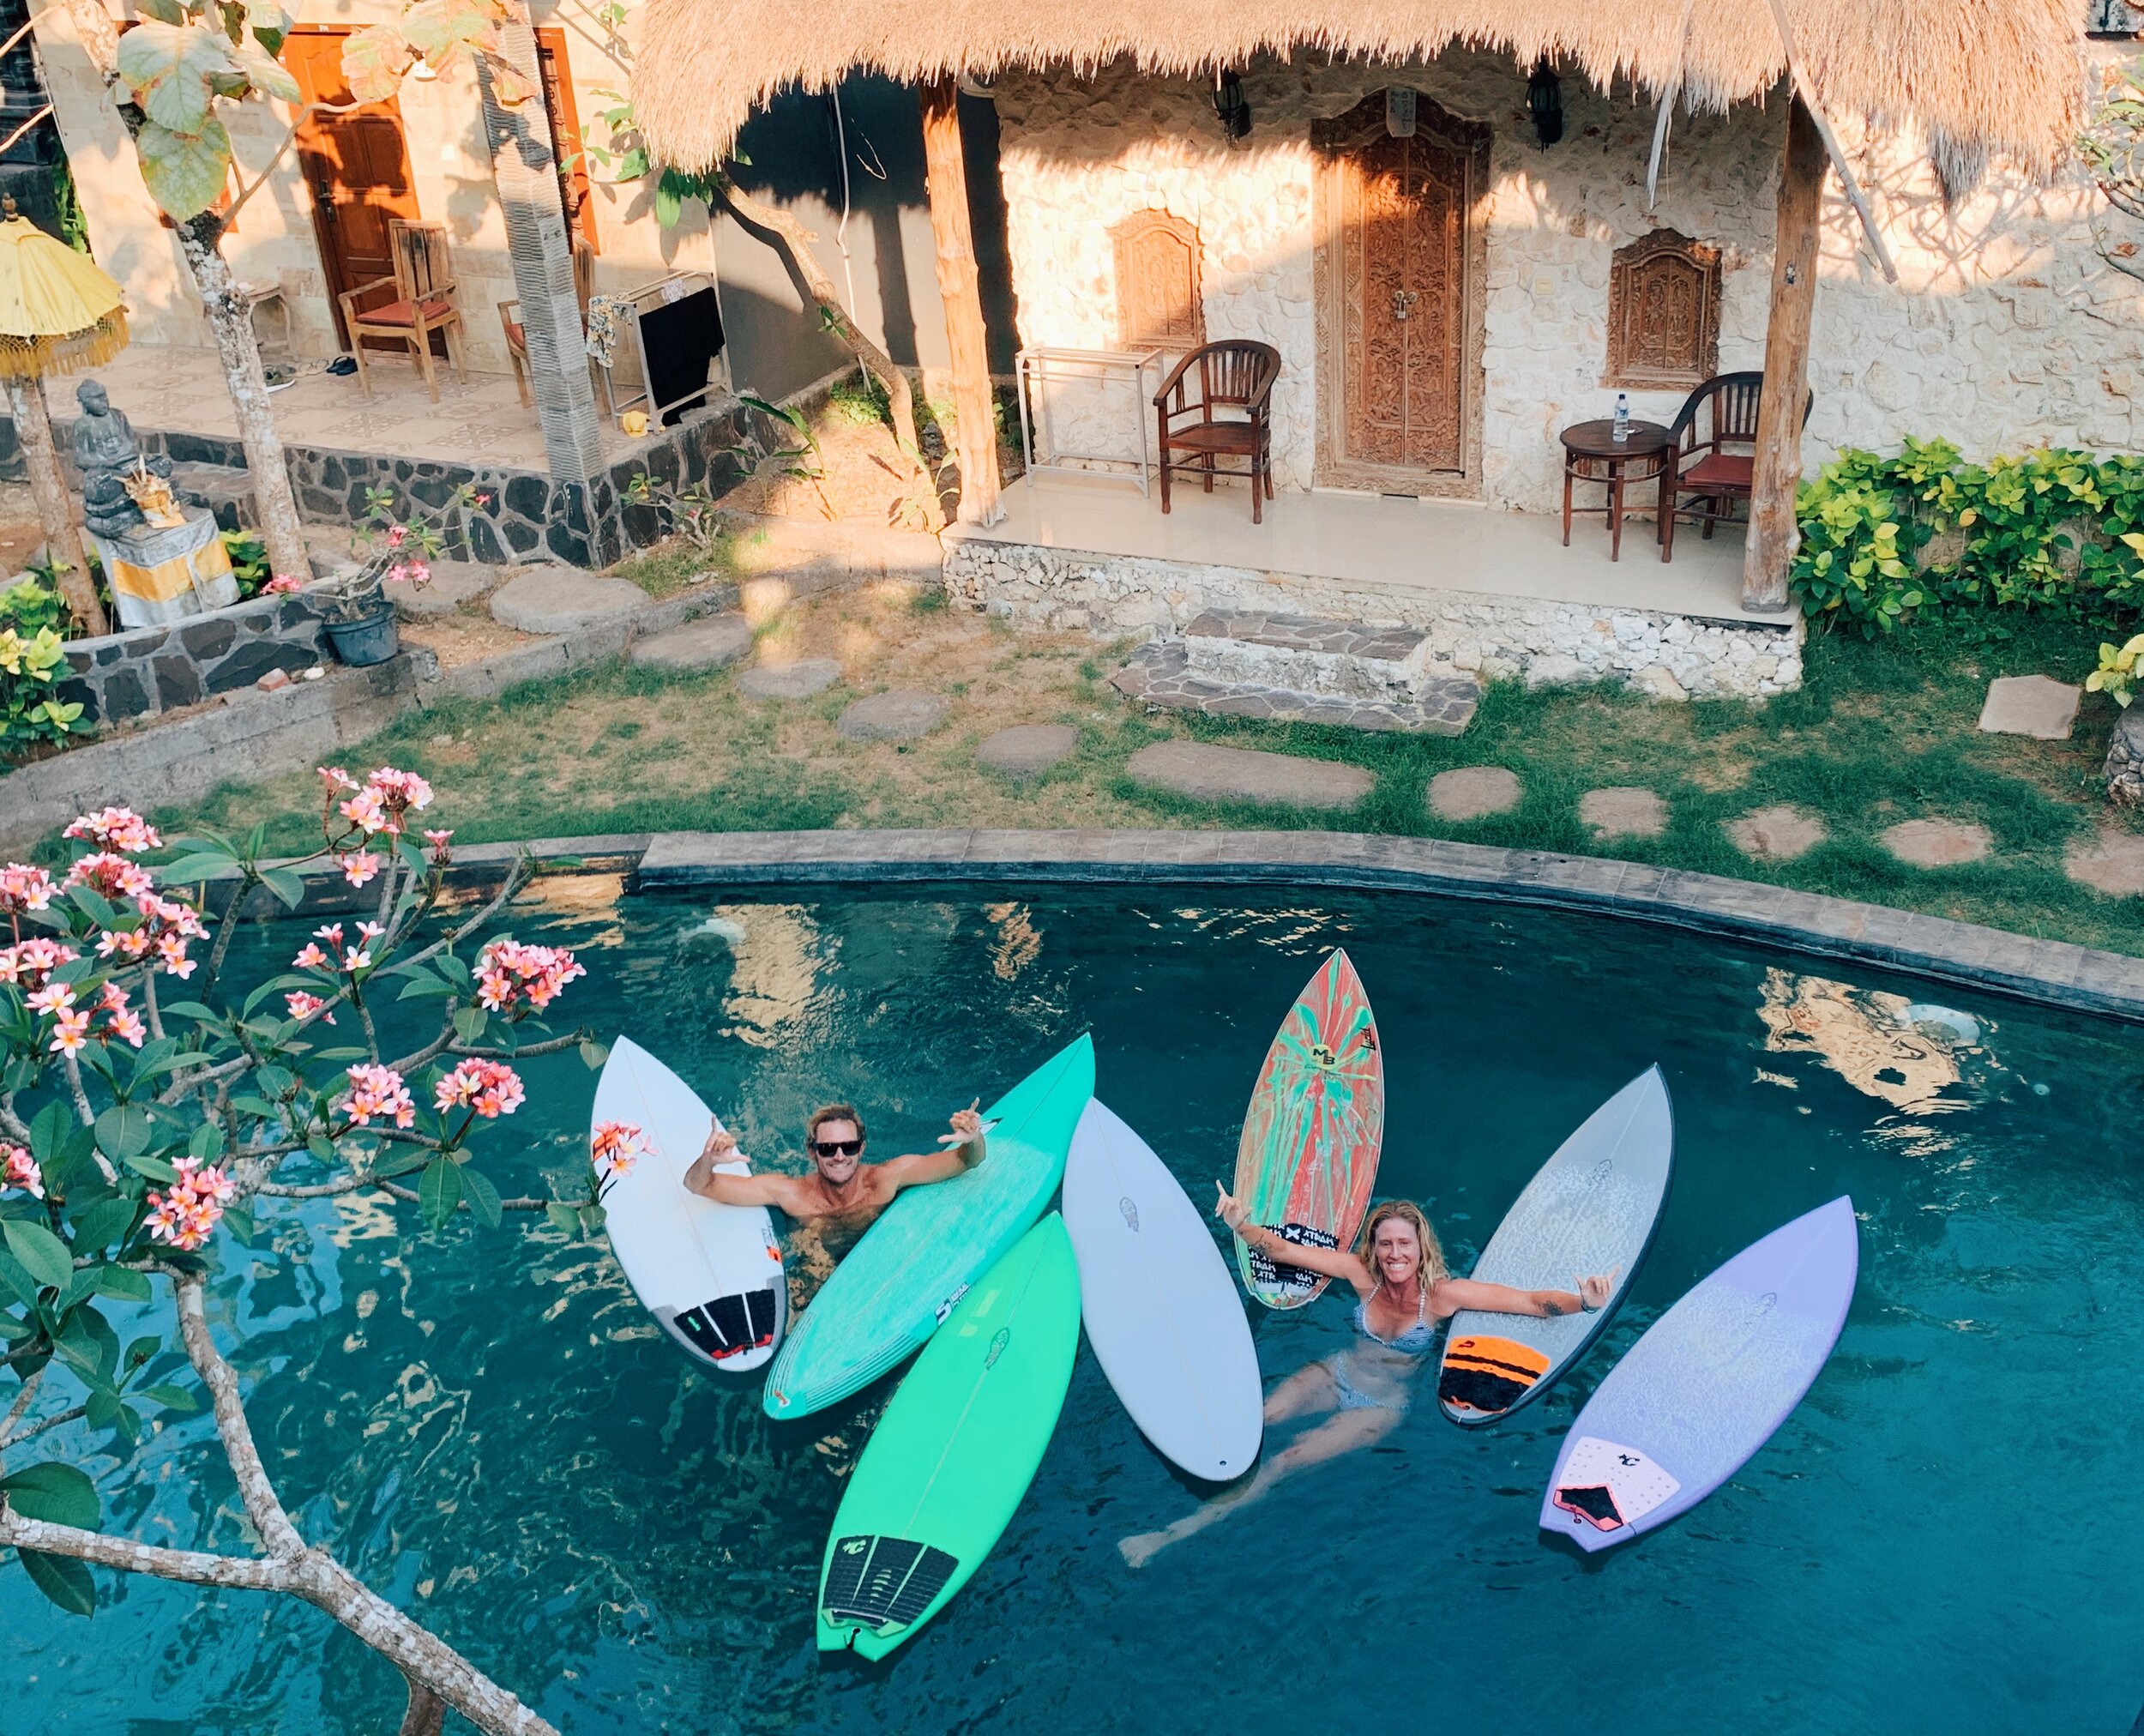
[{"x1": 1352, "y1": 1281, "x2": 1437, "y2": 1355}]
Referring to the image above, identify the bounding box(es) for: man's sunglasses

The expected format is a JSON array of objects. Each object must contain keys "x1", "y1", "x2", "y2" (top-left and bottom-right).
[{"x1": 812, "y1": 1137, "x2": 864, "y2": 1158}]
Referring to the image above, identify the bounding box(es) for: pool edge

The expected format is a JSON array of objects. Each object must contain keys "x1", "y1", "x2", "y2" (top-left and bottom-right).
[{"x1": 609, "y1": 829, "x2": 2144, "y2": 1025}]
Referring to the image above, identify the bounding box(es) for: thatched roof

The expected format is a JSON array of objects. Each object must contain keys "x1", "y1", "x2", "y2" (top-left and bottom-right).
[{"x1": 635, "y1": 0, "x2": 2084, "y2": 179}]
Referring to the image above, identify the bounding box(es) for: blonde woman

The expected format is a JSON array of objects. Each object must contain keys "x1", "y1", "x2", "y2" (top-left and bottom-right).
[{"x1": 1117, "y1": 1195, "x2": 1615, "y2": 1568}]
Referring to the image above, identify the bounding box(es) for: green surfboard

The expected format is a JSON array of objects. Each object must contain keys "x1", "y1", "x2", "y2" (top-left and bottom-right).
[
  {"x1": 763, "y1": 1034, "x2": 1093, "y2": 1420},
  {"x1": 816, "y1": 1215, "x2": 1081, "y2": 1658}
]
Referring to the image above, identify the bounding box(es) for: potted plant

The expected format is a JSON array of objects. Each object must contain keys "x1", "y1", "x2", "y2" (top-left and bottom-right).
[
  {"x1": 316, "y1": 481, "x2": 491, "y2": 668},
  {"x1": 317, "y1": 569, "x2": 399, "y2": 666}
]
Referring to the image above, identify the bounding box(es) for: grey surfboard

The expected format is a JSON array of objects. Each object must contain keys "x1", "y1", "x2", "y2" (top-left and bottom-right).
[{"x1": 1436, "y1": 1066, "x2": 1673, "y2": 1428}]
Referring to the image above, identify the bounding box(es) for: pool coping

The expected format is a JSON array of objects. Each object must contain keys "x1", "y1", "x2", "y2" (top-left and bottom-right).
[{"x1": 542, "y1": 827, "x2": 2144, "y2": 1024}]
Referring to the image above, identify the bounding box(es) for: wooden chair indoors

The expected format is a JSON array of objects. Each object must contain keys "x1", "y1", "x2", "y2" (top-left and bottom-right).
[
  {"x1": 338, "y1": 219, "x2": 467, "y2": 402},
  {"x1": 1661, "y1": 371, "x2": 1810, "y2": 559},
  {"x1": 1153, "y1": 340, "x2": 1280, "y2": 524},
  {"x1": 499, "y1": 241, "x2": 596, "y2": 409}
]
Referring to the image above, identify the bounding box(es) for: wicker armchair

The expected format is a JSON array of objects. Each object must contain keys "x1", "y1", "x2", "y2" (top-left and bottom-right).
[{"x1": 1153, "y1": 340, "x2": 1280, "y2": 523}]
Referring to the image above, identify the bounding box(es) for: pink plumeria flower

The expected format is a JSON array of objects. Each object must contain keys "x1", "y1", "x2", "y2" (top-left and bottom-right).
[
  {"x1": 292, "y1": 941, "x2": 330, "y2": 969},
  {"x1": 156, "y1": 933, "x2": 196, "y2": 979},
  {"x1": 590, "y1": 1120, "x2": 644, "y2": 1184},
  {"x1": 339, "y1": 852, "x2": 382, "y2": 888},
  {"x1": 341, "y1": 946, "x2": 372, "y2": 973},
  {"x1": 0, "y1": 864, "x2": 57, "y2": 915},
  {"x1": 340, "y1": 1064, "x2": 415, "y2": 1130},
  {"x1": 48, "y1": 1007, "x2": 91, "y2": 1053},
  {"x1": 434, "y1": 1058, "x2": 524, "y2": 1119},
  {"x1": 286, "y1": 990, "x2": 335, "y2": 1024},
  {"x1": 64, "y1": 806, "x2": 162, "y2": 855},
  {"x1": 2, "y1": 1143, "x2": 42, "y2": 1199},
  {"x1": 262, "y1": 574, "x2": 304, "y2": 595},
  {"x1": 105, "y1": 1006, "x2": 147, "y2": 1048},
  {"x1": 26, "y1": 981, "x2": 75, "y2": 1016}
]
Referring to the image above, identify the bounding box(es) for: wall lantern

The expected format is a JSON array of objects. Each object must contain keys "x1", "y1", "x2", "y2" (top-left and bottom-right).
[
  {"x1": 1212, "y1": 69, "x2": 1251, "y2": 142},
  {"x1": 1527, "y1": 59, "x2": 1563, "y2": 148}
]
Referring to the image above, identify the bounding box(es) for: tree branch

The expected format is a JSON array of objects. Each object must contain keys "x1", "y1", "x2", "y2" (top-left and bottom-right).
[
  {"x1": 0, "y1": 1404, "x2": 86, "y2": 1453},
  {"x1": 708, "y1": 173, "x2": 936, "y2": 518},
  {"x1": 173, "y1": 1274, "x2": 304, "y2": 1558},
  {"x1": 0, "y1": 1509, "x2": 292, "y2": 1591}
]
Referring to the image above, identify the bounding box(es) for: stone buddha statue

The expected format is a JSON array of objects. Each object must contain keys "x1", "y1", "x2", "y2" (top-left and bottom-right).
[{"x1": 73, "y1": 378, "x2": 173, "y2": 540}]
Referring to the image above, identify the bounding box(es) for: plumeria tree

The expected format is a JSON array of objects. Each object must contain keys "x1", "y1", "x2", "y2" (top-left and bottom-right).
[{"x1": 0, "y1": 779, "x2": 642, "y2": 1735}]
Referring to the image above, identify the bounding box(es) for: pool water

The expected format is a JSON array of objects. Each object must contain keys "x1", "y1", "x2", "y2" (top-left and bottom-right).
[{"x1": 12, "y1": 883, "x2": 2143, "y2": 1733}]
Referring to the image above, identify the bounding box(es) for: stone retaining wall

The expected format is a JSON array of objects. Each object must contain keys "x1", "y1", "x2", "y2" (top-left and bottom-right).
[
  {"x1": 57, "y1": 589, "x2": 331, "y2": 726},
  {"x1": 943, "y1": 538, "x2": 1804, "y2": 698}
]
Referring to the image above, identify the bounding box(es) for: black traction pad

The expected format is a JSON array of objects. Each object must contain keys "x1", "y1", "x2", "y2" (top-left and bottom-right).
[
  {"x1": 822, "y1": 1534, "x2": 958, "y2": 1631},
  {"x1": 675, "y1": 1287, "x2": 779, "y2": 1360}
]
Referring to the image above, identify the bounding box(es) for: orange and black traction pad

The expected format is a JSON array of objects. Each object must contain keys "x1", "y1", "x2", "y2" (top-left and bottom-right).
[{"x1": 1437, "y1": 1334, "x2": 1551, "y2": 1418}]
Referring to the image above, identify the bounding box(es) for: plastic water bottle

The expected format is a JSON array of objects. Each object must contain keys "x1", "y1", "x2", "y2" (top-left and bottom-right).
[{"x1": 1612, "y1": 393, "x2": 1630, "y2": 443}]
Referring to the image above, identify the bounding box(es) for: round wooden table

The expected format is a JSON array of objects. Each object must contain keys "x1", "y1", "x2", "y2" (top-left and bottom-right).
[{"x1": 1560, "y1": 419, "x2": 1675, "y2": 564}]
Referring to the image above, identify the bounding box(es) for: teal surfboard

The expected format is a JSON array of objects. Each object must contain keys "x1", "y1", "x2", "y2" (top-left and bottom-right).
[
  {"x1": 816, "y1": 1215, "x2": 1081, "y2": 1657},
  {"x1": 762, "y1": 1034, "x2": 1093, "y2": 1420}
]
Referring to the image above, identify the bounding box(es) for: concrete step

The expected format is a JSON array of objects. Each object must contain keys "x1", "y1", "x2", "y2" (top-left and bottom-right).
[
  {"x1": 1183, "y1": 609, "x2": 1433, "y2": 702},
  {"x1": 1113, "y1": 639, "x2": 1477, "y2": 735}
]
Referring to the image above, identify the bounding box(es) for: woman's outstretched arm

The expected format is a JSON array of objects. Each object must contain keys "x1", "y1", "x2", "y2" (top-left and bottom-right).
[
  {"x1": 1436, "y1": 1271, "x2": 1617, "y2": 1318},
  {"x1": 1214, "y1": 1184, "x2": 1376, "y2": 1295}
]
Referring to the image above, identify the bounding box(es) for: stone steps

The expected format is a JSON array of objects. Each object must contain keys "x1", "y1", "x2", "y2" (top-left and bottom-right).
[{"x1": 1115, "y1": 609, "x2": 1479, "y2": 734}]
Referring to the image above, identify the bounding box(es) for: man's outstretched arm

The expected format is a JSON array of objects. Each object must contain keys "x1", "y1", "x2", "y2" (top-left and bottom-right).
[
  {"x1": 683, "y1": 1126, "x2": 798, "y2": 1210},
  {"x1": 877, "y1": 1101, "x2": 989, "y2": 1193}
]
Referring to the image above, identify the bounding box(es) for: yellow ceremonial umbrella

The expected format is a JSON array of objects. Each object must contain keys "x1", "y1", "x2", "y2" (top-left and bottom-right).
[{"x1": 0, "y1": 202, "x2": 128, "y2": 634}]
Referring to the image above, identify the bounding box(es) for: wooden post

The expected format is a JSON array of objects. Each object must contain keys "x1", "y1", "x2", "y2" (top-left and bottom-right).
[
  {"x1": 1744, "y1": 93, "x2": 1827, "y2": 612},
  {"x1": 5, "y1": 374, "x2": 103, "y2": 635},
  {"x1": 920, "y1": 76, "x2": 1000, "y2": 526}
]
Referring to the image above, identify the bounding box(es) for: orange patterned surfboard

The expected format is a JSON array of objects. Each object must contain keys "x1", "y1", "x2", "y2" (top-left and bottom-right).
[{"x1": 1233, "y1": 950, "x2": 1384, "y2": 1309}]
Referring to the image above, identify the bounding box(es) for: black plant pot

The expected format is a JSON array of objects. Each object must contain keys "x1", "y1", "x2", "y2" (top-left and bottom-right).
[{"x1": 323, "y1": 608, "x2": 398, "y2": 667}]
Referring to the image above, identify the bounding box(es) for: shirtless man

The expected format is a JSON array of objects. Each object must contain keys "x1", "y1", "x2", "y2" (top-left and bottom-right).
[{"x1": 682, "y1": 1100, "x2": 990, "y2": 1282}]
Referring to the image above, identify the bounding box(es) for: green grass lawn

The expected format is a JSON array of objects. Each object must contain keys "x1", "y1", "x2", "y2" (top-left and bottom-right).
[{"x1": 134, "y1": 590, "x2": 2144, "y2": 956}]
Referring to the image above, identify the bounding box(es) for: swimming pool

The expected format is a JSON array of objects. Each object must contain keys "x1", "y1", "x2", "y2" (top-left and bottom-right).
[{"x1": 11, "y1": 883, "x2": 2141, "y2": 1733}]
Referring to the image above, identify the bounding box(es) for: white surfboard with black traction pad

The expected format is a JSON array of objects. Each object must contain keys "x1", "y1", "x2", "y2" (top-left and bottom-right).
[{"x1": 593, "y1": 1036, "x2": 786, "y2": 1372}]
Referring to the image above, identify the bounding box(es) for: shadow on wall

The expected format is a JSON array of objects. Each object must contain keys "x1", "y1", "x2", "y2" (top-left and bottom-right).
[{"x1": 721, "y1": 76, "x2": 1017, "y2": 403}]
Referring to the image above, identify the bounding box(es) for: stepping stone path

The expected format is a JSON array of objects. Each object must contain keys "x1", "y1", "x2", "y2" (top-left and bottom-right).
[
  {"x1": 1881, "y1": 818, "x2": 1992, "y2": 867},
  {"x1": 1726, "y1": 804, "x2": 1828, "y2": 861},
  {"x1": 630, "y1": 613, "x2": 753, "y2": 672},
  {"x1": 490, "y1": 565, "x2": 647, "y2": 634},
  {"x1": 386, "y1": 558, "x2": 492, "y2": 619},
  {"x1": 2064, "y1": 829, "x2": 2144, "y2": 896},
  {"x1": 837, "y1": 690, "x2": 949, "y2": 742},
  {"x1": 737, "y1": 658, "x2": 840, "y2": 700},
  {"x1": 1128, "y1": 740, "x2": 1372, "y2": 811},
  {"x1": 1977, "y1": 674, "x2": 2081, "y2": 741},
  {"x1": 977, "y1": 724, "x2": 1078, "y2": 777},
  {"x1": 1581, "y1": 787, "x2": 1667, "y2": 840},
  {"x1": 1428, "y1": 766, "x2": 1521, "y2": 821}
]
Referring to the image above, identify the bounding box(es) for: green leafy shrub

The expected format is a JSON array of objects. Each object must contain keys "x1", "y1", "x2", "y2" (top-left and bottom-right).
[
  {"x1": 0, "y1": 576, "x2": 84, "y2": 760},
  {"x1": 1791, "y1": 439, "x2": 2144, "y2": 636}
]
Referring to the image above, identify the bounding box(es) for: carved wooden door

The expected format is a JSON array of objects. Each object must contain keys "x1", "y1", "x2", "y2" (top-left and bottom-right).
[{"x1": 1336, "y1": 129, "x2": 1467, "y2": 475}]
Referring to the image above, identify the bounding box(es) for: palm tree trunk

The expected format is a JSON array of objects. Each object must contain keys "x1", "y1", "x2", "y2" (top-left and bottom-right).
[{"x1": 3, "y1": 372, "x2": 104, "y2": 633}]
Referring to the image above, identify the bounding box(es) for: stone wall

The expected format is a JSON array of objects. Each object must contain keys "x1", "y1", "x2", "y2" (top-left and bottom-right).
[
  {"x1": 57, "y1": 589, "x2": 331, "y2": 726},
  {"x1": 991, "y1": 50, "x2": 2144, "y2": 512},
  {"x1": 943, "y1": 535, "x2": 1804, "y2": 699}
]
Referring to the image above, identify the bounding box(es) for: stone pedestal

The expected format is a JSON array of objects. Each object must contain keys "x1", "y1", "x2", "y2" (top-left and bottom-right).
[{"x1": 91, "y1": 508, "x2": 237, "y2": 630}]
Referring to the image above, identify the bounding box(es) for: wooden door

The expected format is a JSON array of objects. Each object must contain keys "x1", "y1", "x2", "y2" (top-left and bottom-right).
[
  {"x1": 535, "y1": 27, "x2": 599, "y2": 254},
  {"x1": 1313, "y1": 93, "x2": 1489, "y2": 491},
  {"x1": 286, "y1": 27, "x2": 419, "y2": 348}
]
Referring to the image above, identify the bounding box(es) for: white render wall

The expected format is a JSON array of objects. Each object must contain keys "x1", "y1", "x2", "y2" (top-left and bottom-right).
[{"x1": 991, "y1": 51, "x2": 2144, "y2": 512}]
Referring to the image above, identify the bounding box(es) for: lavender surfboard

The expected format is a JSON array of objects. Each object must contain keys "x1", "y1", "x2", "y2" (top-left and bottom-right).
[{"x1": 1539, "y1": 1196, "x2": 1858, "y2": 1552}]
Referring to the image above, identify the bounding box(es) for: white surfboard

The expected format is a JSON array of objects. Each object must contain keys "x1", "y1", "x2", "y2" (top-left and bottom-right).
[
  {"x1": 1063, "y1": 1099, "x2": 1263, "y2": 1481},
  {"x1": 592, "y1": 1036, "x2": 786, "y2": 1372}
]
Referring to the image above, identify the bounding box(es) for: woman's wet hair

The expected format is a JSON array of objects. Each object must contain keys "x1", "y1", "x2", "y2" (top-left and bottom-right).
[
  {"x1": 1356, "y1": 1200, "x2": 1450, "y2": 1289},
  {"x1": 807, "y1": 1104, "x2": 866, "y2": 1145}
]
